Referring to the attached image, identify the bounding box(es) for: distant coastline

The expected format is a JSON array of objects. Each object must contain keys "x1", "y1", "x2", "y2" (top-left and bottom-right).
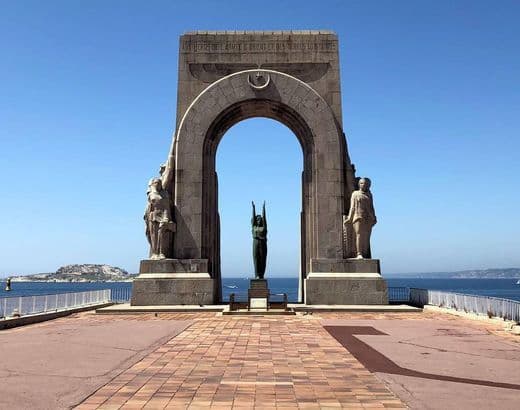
[
  {"x1": 4, "y1": 267, "x2": 520, "y2": 282},
  {"x1": 385, "y1": 268, "x2": 520, "y2": 279}
]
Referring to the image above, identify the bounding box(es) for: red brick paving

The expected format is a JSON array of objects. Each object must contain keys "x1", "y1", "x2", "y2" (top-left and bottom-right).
[
  {"x1": 76, "y1": 315, "x2": 405, "y2": 409},
  {"x1": 3, "y1": 309, "x2": 517, "y2": 409}
]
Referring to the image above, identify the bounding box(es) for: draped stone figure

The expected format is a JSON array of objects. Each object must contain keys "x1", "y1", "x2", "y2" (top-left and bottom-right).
[
  {"x1": 344, "y1": 178, "x2": 377, "y2": 259},
  {"x1": 144, "y1": 163, "x2": 176, "y2": 259},
  {"x1": 251, "y1": 201, "x2": 267, "y2": 279},
  {"x1": 342, "y1": 164, "x2": 358, "y2": 258}
]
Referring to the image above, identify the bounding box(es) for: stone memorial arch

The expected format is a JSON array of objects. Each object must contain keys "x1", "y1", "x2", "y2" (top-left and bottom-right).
[{"x1": 132, "y1": 31, "x2": 388, "y2": 306}]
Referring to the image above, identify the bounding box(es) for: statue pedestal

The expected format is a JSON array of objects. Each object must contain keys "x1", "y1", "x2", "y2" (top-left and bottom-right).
[
  {"x1": 130, "y1": 259, "x2": 217, "y2": 305},
  {"x1": 248, "y1": 279, "x2": 269, "y2": 310},
  {"x1": 304, "y1": 259, "x2": 388, "y2": 305}
]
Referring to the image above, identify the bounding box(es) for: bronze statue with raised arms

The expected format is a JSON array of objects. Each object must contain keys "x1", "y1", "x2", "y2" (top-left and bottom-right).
[{"x1": 251, "y1": 201, "x2": 268, "y2": 278}]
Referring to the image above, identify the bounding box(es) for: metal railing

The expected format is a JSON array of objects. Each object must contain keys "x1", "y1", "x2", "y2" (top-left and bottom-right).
[
  {"x1": 388, "y1": 287, "x2": 410, "y2": 303},
  {"x1": 0, "y1": 289, "x2": 111, "y2": 319},
  {"x1": 410, "y1": 288, "x2": 520, "y2": 323},
  {"x1": 110, "y1": 287, "x2": 132, "y2": 302},
  {"x1": 224, "y1": 287, "x2": 413, "y2": 304}
]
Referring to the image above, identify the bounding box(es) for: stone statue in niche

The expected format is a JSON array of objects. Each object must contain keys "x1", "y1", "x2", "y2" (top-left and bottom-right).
[
  {"x1": 251, "y1": 201, "x2": 268, "y2": 279},
  {"x1": 344, "y1": 177, "x2": 377, "y2": 259},
  {"x1": 342, "y1": 163, "x2": 358, "y2": 258},
  {"x1": 144, "y1": 162, "x2": 176, "y2": 259}
]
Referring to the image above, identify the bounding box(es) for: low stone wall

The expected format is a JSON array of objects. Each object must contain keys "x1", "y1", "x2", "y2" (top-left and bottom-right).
[
  {"x1": 0, "y1": 303, "x2": 113, "y2": 330},
  {"x1": 423, "y1": 305, "x2": 520, "y2": 335}
]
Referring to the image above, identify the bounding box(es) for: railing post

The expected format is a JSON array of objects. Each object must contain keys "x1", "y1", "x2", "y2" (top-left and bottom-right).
[
  {"x1": 44, "y1": 295, "x2": 48, "y2": 312},
  {"x1": 18, "y1": 297, "x2": 22, "y2": 315},
  {"x1": 32, "y1": 296, "x2": 36, "y2": 314},
  {"x1": 55, "y1": 294, "x2": 59, "y2": 311}
]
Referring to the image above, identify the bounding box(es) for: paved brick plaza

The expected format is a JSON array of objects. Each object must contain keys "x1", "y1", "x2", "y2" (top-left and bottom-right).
[
  {"x1": 0, "y1": 311, "x2": 519, "y2": 409},
  {"x1": 77, "y1": 314, "x2": 404, "y2": 410}
]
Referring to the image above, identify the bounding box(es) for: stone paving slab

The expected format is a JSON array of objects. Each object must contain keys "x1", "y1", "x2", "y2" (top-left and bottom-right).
[
  {"x1": 97, "y1": 304, "x2": 225, "y2": 314},
  {"x1": 97, "y1": 304, "x2": 421, "y2": 315},
  {"x1": 320, "y1": 312, "x2": 520, "y2": 410},
  {"x1": 290, "y1": 305, "x2": 422, "y2": 313},
  {"x1": 0, "y1": 312, "x2": 194, "y2": 410}
]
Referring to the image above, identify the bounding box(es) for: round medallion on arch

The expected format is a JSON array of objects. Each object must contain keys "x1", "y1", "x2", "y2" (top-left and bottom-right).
[{"x1": 247, "y1": 71, "x2": 271, "y2": 90}]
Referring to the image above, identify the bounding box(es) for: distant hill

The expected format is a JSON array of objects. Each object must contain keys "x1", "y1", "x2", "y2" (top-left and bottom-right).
[
  {"x1": 387, "y1": 268, "x2": 520, "y2": 279},
  {"x1": 11, "y1": 264, "x2": 135, "y2": 282}
]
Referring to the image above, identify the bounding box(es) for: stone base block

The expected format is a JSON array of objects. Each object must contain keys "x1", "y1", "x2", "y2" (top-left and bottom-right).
[
  {"x1": 139, "y1": 258, "x2": 208, "y2": 274},
  {"x1": 310, "y1": 258, "x2": 380, "y2": 273},
  {"x1": 131, "y1": 277, "x2": 215, "y2": 306},
  {"x1": 249, "y1": 279, "x2": 268, "y2": 290},
  {"x1": 304, "y1": 276, "x2": 388, "y2": 305}
]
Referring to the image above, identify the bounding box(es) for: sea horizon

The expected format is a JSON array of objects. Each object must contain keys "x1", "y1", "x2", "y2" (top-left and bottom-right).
[{"x1": 1, "y1": 277, "x2": 519, "y2": 303}]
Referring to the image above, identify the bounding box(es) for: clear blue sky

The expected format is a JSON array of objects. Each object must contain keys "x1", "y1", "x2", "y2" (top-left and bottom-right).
[{"x1": 1, "y1": 0, "x2": 519, "y2": 276}]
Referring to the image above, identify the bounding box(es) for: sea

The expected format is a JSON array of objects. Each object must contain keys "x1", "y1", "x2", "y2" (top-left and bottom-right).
[{"x1": 1, "y1": 278, "x2": 519, "y2": 303}]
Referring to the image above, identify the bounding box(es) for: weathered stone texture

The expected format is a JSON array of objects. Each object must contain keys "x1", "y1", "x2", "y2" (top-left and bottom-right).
[
  {"x1": 305, "y1": 277, "x2": 389, "y2": 305},
  {"x1": 139, "y1": 259, "x2": 208, "y2": 274},
  {"x1": 131, "y1": 31, "x2": 387, "y2": 305},
  {"x1": 176, "y1": 31, "x2": 343, "y2": 127},
  {"x1": 131, "y1": 278, "x2": 215, "y2": 305},
  {"x1": 310, "y1": 258, "x2": 381, "y2": 274}
]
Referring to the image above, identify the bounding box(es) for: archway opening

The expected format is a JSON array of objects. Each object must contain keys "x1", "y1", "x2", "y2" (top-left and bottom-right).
[{"x1": 216, "y1": 118, "x2": 303, "y2": 302}]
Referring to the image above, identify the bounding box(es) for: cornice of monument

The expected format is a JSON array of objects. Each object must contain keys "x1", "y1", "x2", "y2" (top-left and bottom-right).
[{"x1": 182, "y1": 30, "x2": 337, "y2": 36}]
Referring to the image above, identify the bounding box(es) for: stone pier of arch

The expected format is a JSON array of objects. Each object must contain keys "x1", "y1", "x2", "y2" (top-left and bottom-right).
[{"x1": 131, "y1": 31, "x2": 388, "y2": 306}]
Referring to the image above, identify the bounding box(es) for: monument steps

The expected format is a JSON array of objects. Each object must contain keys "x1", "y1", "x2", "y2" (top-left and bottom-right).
[
  {"x1": 222, "y1": 308, "x2": 296, "y2": 316},
  {"x1": 95, "y1": 303, "x2": 421, "y2": 314}
]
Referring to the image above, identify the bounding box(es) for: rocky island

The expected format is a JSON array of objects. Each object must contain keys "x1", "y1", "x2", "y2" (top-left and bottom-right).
[{"x1": 10, "y1": 264, "x2": 135, "y2": 282}]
